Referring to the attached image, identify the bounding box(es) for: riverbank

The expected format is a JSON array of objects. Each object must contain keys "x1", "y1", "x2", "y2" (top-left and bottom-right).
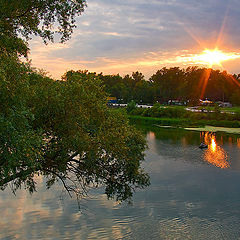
[
  {"x1": 129, "y1": 115, "x2": 240, "y2": 128},
  {"x1": 184, "y1": 126, "x2": 240, "y2": 134}
]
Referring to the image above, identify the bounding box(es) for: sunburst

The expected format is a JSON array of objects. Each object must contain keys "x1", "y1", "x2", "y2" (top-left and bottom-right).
[{"x1": 192, "y1": 48, "x2": 240, "y2": 67}]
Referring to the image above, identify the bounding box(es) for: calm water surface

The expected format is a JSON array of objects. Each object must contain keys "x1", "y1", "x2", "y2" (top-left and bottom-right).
[{"x1": 1, "y1": 127, "x2": 240, "y2": 239}]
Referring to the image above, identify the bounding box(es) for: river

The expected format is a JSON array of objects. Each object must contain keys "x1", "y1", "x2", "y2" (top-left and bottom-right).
[{"x1": 1, "y1": 127, "x2": 240, "y2": 239}]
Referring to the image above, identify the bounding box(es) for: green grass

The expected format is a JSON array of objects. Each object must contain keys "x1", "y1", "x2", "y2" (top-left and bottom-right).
[
  {"x1": 129, "y1": 115, "x2": 200, "y2": 127},
  {"x1": 157, "y1": 105, "x2": 240, "y2": 114},
  {"x1": 128, "y1": 115, "x2": 240, "y2": 128},
  {"x1": 222, "y1": 107, "x2": 240, "y2": 114},
  {"x1": 184, "y1": 126, "x2": 240, "y2": 134}
]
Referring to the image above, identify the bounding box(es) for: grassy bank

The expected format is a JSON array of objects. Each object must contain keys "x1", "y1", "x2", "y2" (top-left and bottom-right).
[{"x1": 128, "y1": 115, "x2": 240, "y2": 128}]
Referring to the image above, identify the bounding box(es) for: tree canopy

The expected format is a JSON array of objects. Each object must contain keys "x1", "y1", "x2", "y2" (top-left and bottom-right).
[
  {"x1": 0, "y1": 57, "x2": 150, "y2": 202},
  {"x1": 0, "y1": 0, "x2": 86, "y2": 56},
  {"x1": 100, "y1": 67, "x2": 240, "y2": 105},
  {"x1": 0, "y1": 1, "x2": 150, "y2": 202}
]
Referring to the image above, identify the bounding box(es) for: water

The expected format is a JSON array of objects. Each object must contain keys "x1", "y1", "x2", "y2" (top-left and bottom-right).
[{"x1": 1, "y1": 127, "x2": 240, "y2": 239}]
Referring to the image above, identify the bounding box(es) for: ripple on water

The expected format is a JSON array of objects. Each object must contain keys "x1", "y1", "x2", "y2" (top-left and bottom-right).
[{"x1": 111, "y1": 216, "x2": 240, "y2": 240}]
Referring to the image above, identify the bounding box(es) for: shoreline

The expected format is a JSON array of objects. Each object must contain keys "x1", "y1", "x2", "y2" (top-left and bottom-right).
[{"x1": 128, "y1": 115, "x2": 240, "y2": 134}]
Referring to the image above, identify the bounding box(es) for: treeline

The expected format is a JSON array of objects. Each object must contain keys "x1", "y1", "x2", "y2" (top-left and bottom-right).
[{"x1": 93, "y1": 67, "x2": 240, "y2": 105}]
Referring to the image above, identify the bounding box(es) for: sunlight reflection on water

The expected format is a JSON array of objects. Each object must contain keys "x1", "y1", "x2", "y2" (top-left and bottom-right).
[{"x1": 201, "y1": 132, "x2": 230, "y2": 169}]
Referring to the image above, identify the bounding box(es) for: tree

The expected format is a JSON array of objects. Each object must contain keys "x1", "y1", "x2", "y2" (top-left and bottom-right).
[
  {"x1": 0, "y1": 2, "x2": 150, "y2": 202},
  {"x1": 132, "y1": 71, "x2": 145, "y2": 85},
  {"x1": 134, "y1": 80, "x2": 154, "y2": 104},
  {"x1": 0, "y1": 63, "x2": 149, "y2": 200},
  {"x1": 150, "y1": 67, "x2": 185, "y2": 102},
  {"x1": 127, "y1": 100, "x2": 137, "y2": 113},
  {"x1": 0, "y1": 64, "x2": 150, "y2": 201},
  {"x1": 0, "y1": 0, "x2": 86, "y2": 56},
  {"x1": 230, "y1": 90, "x2": 240, "y2": 106}
]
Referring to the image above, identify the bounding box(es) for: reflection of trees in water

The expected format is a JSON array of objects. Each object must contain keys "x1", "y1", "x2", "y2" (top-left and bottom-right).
[
  {"x1": 143, "y1": 125, "x2": 240, "y2": 147},
  {"x1": 143, "y1": 126, "x2": 201, "y2": 145},
  {"x1": 145, "y1": 127, "x2": 240, "y2": 169},
  {"x1": 238, "y1": 139, "x2": 240, "y2": 148}
]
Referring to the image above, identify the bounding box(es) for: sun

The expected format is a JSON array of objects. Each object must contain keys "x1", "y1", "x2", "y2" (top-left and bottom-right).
[
  {"x1": 192, "y1": 48, "x2": 239, "y2": 67},
  {"x1": 197, "y1": 49, "x2": 226, "y2": 66}
]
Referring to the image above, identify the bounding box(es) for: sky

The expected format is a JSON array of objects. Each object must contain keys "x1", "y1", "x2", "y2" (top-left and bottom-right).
[{"x1": 29, "y1": 0, "x2": 240, "y2": 79}]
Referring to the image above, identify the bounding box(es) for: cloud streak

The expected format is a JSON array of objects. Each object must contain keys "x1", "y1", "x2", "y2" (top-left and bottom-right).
[{"x1": 29, "y1": 0, "x2": 240, "y2": 79}]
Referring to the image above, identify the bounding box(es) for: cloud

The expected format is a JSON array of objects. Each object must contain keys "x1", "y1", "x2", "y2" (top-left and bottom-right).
[{"x1": 29, "y1": 0, "x2": 240, "y2": 78}]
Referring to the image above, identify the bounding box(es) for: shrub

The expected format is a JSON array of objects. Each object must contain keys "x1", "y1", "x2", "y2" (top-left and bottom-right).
[
  {"x1": 127, "y1": 100, "x2": 137, "y2": 113},
  {"x1": 142, "y1": 105, "x2": 188, "y2": 118}
]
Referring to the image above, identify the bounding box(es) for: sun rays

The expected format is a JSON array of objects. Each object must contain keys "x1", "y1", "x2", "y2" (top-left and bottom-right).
[
  {"x1": 191, "y1": 48, "x2": 240, "y2": 68},
  {"x1": 178, "y1": 3, "x2": 240, "y2": 99}
]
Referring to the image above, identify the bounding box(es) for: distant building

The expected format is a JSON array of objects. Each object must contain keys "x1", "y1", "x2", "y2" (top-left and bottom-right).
[
  {"x1": 107, "y1": 97, "x2": 117, "y2": 104},
  {"x1": 168, "y1": 100, "x2": 186, "y2": 106},
  {"x1": 137, "y1": 104, "x2": 152, "y2": 109},
  {"x1": 217, "y1": 101, "x2": 232, "y2": 108},
  {"x1": 199, "y1": 99, "x2": 213, "y2": 106}
]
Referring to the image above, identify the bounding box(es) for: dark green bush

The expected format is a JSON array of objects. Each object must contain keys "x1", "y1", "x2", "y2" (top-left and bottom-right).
[
  {"x1": 127, "y1": 100, "x2": 137, "y2": 113},
  {"x1": 130, "y1": 108, "x2": 145, "y2": 115},
  {"x1": 128, "y1": 105, "x2": 240, "y2": 128},
  {"x1": 142, "y1": 105, "x2": 188, "y2": 118}
]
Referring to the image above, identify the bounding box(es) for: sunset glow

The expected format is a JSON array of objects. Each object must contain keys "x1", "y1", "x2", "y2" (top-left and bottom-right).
[
  {"x1": 191, "y1": 48, "x2": 240, "y2": 67},
  {"x1": 203, "y1": 132, "x2": 230, "y2": 169},
  {"x1": 211, "y1": 138, "x2": 216, "y2": 152}
]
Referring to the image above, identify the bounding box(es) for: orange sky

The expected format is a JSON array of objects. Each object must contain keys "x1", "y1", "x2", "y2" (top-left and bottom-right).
[{"x1": 29, "y1": 0, "x2": 240, "y2": 79}]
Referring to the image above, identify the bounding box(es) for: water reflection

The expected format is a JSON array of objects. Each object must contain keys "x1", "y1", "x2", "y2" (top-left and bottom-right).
[
  {"x1": 144, "y1": 127, "x2": 240, "y2": 170},
  {"x1": 1, "y1": 127, "x2": 240, "y2": 239},
  {"x1": 201, "y1": 132, "x2": 229, "y2": 169},
  {"x1": 237, "y1": 138, "x2": 240, "y2": 148},
  {"x1": 148, "y1": 131, "x2": 156, "y2": 140}
]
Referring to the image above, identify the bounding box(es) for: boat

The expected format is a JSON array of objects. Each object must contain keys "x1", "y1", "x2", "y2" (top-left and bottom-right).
[{"x1": 199, "y1": 143, "x2": 208, "y2": 149}]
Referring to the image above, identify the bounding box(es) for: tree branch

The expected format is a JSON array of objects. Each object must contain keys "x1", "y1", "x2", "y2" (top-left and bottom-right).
[{"x1": 0, "y1": 167, "x2": 37, "y2": 186}]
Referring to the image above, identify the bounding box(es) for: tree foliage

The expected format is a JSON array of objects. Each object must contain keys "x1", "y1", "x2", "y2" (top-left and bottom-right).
[
  {"x1": 0, "y1": 59, "x2": 150, "y2": 201},
  {"x1": 100, "y1": 72, "x2": 154, "y2": 104},
  {"x1": 0, "y1": 1, "x2": 150, "y2": 202},
  {"x1": 101, "y1": 67, "x2": 240, "y2": 106},
  {"x1": 0, "y1": 0, "x2": 86, "y2": 56}
]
